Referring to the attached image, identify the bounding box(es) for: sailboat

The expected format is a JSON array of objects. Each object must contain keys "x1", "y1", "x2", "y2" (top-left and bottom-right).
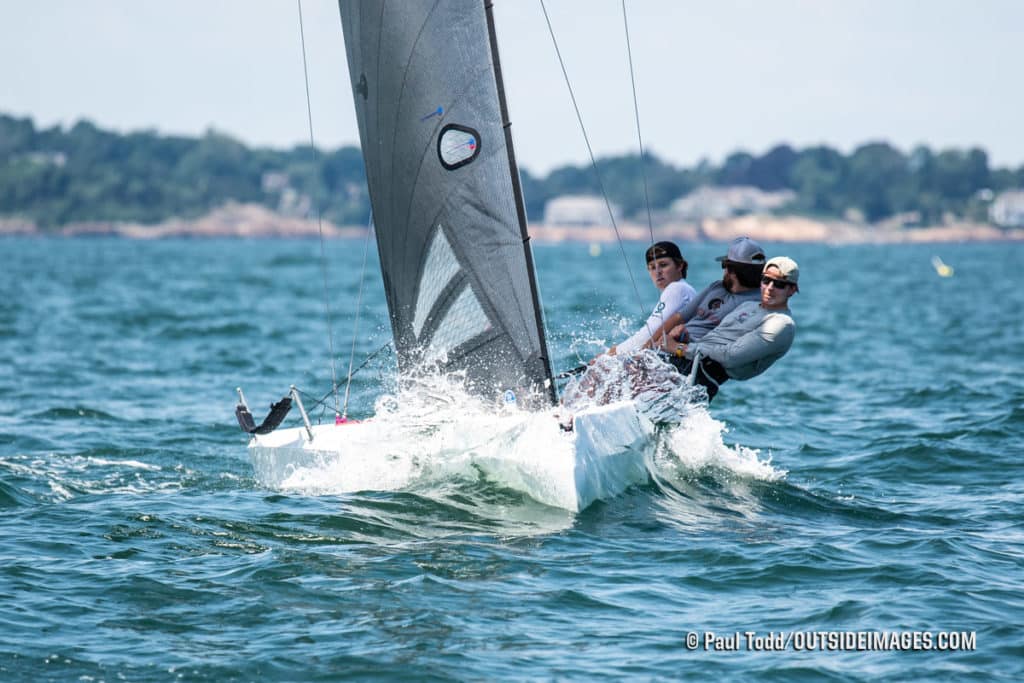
[{"x1": 238, "y1": 0, "x2": 658, "y2": 511}]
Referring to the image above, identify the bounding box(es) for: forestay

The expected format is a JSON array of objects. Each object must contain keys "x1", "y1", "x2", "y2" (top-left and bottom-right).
[{"x1": 338, "y1": 0, "x2": 556, "y2": 408}]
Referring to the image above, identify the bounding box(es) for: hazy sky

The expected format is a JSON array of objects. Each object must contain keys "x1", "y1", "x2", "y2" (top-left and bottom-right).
[{"x1": 3, "y1": 1, "x2": 1022, "y2": 174}]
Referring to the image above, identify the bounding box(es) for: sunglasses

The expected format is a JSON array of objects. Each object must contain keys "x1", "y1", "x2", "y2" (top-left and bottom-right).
[{"x1": 761, "y1": 275, "x2": 793, "y2": 290}]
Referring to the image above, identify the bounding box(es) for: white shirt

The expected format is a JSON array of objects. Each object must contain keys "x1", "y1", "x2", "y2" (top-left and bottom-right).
[{"x1": 616, "y1": 280, "x2": 697, "y2": 354}]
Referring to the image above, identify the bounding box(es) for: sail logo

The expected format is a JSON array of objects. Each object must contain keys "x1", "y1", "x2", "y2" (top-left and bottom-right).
[{"x1": 438, "y1": 124, "x2": 481, "y2": 170}]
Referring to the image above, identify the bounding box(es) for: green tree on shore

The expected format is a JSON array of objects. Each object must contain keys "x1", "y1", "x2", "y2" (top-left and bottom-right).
[{"x1": 2, "y1": 113, "x2": 1021, "y2": 230}]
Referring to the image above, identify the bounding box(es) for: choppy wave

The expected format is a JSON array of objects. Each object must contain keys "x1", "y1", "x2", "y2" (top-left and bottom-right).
[{"x1": 1, "y1": 239, "x2": 1021, "y2": 681}]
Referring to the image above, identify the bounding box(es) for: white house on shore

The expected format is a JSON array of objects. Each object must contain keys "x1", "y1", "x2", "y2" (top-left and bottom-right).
[
  {"x1": 670, "y1": 185, "x2": 796, "y2": 221},
  {"x1": 543, "y1": 194, "x2": 620, "y2": 226},
  {"x1": 990, "y1": 190, "x2": 1024, "y2": 227}
]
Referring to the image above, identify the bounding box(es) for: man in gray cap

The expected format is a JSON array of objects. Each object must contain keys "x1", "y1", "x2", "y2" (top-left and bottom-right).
[
  {"x1": 660, "y1": 255, "x2": 799, "y2": 400},
  {"x1": 629, "y1": 236, "x2": 766, "y2": 349}
]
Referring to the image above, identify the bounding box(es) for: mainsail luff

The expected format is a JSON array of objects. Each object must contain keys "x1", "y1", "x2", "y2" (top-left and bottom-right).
[
  {"x1": 483, "y1": 0, "x2": 558, "y2": 406},
  {"x1": 338, "y1": 0, "x2": 556, "y2": 407}
]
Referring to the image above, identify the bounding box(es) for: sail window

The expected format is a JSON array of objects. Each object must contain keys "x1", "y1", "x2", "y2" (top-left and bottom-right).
[
  {"x1": 421, "y1": 284, "x2": 492, "y2": 363},
  {"x1": 438, "y1": 124, "x2": 481, "y2": 170},
  {"x1": 413, "y1": 227, "x2": 461, "y2": 338}
]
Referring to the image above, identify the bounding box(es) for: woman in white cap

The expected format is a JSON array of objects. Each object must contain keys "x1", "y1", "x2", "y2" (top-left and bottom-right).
[{"x1": 660, "y1": 256, "x2": 799, "y2": 401}]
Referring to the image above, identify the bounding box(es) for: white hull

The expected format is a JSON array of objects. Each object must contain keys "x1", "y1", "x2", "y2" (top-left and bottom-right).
[{"x1": 249, "y1": 401, "x2": 654, "y2": 512}]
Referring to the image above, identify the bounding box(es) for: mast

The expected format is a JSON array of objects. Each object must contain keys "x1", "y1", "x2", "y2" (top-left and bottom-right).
[{"x1": 483, "y1": 0, "x2": 557, "y2": 405}]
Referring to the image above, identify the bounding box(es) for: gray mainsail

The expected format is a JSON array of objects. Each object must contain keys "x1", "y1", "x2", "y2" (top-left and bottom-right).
[{"x1": 338, "y1": 1, "x2": 556, "y2": 407}]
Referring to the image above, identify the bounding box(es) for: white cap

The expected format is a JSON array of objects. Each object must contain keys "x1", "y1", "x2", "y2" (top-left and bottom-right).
[{"x1": 765, "y1": 256, "x2": 800, "y2": 286}]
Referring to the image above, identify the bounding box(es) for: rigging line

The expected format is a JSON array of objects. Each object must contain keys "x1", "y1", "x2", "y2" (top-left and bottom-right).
[
  {"x1": 621, "y1": 0, "x2": 667, "y2": 350},
  {"x1": 296, "y1": 0, "x2": 341, "y2": 415},
  {"x1": 341, "y1": 212, "x2": 375, "y2": 419},
  {"x1": 538, "y1": 0, "x2": 647, "y2": 321},
  {"x1": 621, "y1": 0, "x2": 655, "y2": 244},
  {"x1": 302, "y1": 338, "x2": 393, "y2": 413},
  {"x1": 295, "y1": 338, "x2": 394, "y2": 415}
]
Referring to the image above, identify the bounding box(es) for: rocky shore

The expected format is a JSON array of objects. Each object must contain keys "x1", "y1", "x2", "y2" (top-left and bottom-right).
[
  {"x1": 0, "y1": 202, "x2": 363, "y2": 239},
  {"x1": 3, "y1": 202, "x2": 1023, "y2": 243},
  {"x1": 528, "y1": 214, "x2": 1024, "y2": 244}
]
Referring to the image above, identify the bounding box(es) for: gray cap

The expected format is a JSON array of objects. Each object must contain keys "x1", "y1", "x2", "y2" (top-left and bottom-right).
[{"x1": 715, "y1": 236, "x2": 766, "y2": 265}]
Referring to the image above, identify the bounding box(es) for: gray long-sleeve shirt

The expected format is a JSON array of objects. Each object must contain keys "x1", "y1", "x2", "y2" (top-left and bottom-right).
[
  {"x1": 687, "y1": 301, "x2": 795, "y2": 380},
  {"x1": 676, "y1": 280, "x2": 761, "y2": 342}
]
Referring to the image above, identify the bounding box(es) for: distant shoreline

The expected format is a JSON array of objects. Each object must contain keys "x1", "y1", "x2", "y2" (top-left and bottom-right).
[
  {"x1": 3, "y1": 201, "x2": 1023, "y2": 244},
  {"x1": 530, "y1": 214, "x2": 1024, "y2": 245}
]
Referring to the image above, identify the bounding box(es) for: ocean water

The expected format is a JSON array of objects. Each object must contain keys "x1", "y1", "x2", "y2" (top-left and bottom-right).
[{"x1": 1, "y1": 236, "x2": 1022, "y2": 681}]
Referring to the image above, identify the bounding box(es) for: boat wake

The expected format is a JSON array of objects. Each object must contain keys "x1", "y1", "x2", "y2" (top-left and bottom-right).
[{"x1": 248, "y1": 362, "x2": 784, "y2": 513}]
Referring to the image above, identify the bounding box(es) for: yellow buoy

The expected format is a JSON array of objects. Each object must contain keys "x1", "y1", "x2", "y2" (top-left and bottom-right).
[{"x1": 931, "y1": 256, "x2": 954, "y2": 277}]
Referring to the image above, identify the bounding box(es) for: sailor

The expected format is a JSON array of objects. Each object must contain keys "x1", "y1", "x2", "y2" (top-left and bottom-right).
[
  {"x1": 607, "y1": 241, "x2": 696, "y2": 356},
  {"x1": 627, "y1": 236, "x2": 766, "y2": 349},
  {"x1": 660, "y1": 256, "x2": 800, "y2": 401}
]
